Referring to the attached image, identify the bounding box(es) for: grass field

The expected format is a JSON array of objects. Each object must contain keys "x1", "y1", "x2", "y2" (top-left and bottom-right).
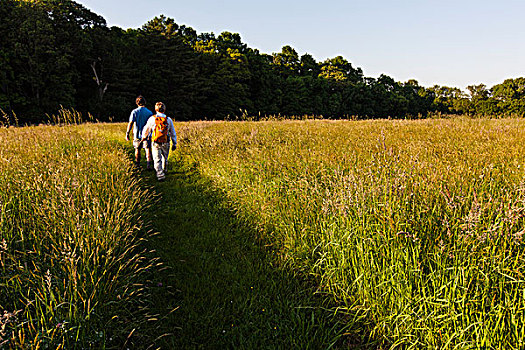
[
  {"x1": 3, "y1": 117, "x2": 525, "y2": 348},
  {"x1": 0, "y1": 124, "x2": 157, "y2": 348},
  {"x1": 172, "y1": 118, "x2": 525, "y2": 348}
]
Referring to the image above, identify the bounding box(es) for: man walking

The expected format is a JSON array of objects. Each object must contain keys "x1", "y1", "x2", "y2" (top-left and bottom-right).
[
  {"x1": 126, "y1": 95, "x2": 154, "y2": 169},
  {"x1": 140, "y1": 102, "x2": 177, "y2": 181}
]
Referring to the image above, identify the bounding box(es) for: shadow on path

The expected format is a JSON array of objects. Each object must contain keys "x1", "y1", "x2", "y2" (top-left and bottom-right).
[{"x1": 141, "y1": 159, "x2": 355, "y2": 349}]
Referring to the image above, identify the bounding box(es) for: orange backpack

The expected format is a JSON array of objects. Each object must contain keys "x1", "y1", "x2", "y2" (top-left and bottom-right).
[{"x1": 152, "y1": 115, "x2": 169, "y2": 143}]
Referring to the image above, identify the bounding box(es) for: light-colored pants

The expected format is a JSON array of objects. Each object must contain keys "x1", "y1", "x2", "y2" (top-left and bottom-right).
[
  {"x1": 152, "y1": 142, "x2": 170, "y2": 180},
  {"x1": 133, "y1": 138, "x2": 151, "y2": 149}
]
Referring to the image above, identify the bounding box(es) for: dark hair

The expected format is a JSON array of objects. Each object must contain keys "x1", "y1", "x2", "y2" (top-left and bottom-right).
[
  {"x1": 155, "y1": 102, "x2": 166, "y2": 113},
  {"x1": 136, "y1": 96, "x2": 146, "y2": 106}
]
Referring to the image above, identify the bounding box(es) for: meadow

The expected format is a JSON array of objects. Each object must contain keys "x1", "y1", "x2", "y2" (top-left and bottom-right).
[
  {"x1": 2, "y1": 117, "x2": 525, "y2": 348},
  {"x1": 175, "y1": 118, "x2": 525, "y2": 348},
  {"x1": 0, "y1": 123, "x2": 157, "y2": 348}
]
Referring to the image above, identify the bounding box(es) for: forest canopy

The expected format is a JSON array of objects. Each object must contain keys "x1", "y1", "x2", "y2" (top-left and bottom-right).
[{"x1": 1, "y1": 0, "x2": 524, "y2": 122}]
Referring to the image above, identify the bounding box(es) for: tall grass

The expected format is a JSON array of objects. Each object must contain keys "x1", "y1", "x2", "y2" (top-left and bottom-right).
[
  {"x1": 0, "y1": 122, "x2": 155, "y2": 348},
  {"x1": 1, "y1": 107, "x2": 94, "y2": 127},
  {"x1": 175, "y1": 118, "x2": 525, "y2": 348}
]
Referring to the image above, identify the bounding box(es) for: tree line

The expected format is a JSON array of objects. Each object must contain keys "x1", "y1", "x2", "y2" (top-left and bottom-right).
[{"x1": 1, "y1": 0, "x2": 524, "y2": 123}]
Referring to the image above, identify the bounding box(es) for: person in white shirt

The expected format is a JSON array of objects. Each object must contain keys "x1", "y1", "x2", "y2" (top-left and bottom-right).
[{"x1": 140, "y1": 102, "x2": 177, "y2": 181}]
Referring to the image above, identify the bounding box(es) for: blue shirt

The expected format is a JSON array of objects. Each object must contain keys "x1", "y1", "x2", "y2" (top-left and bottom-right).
[{"x1": 129, "y1": 106, "x2": 153, "y2": 139}]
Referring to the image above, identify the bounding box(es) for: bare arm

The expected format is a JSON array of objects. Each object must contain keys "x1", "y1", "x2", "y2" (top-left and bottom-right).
[{"x1": 125, "y1": 121, "x2": 133, "y2": 141}]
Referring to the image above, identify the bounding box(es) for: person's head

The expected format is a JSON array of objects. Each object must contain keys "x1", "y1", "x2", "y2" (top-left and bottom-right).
[
  {"x1": 136, "y1": 96, "x2": 146, "y2": 107},
  {"x1": 155, "y1": 102, "x2": 166, "y2": 114}
]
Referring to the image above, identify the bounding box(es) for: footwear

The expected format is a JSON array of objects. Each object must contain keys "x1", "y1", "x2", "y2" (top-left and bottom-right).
[
  {"x1": 146, "y1": 162, "x2": 154, "y2": 171},
  {"x1": 157, "y1": 177, "x2": 166, "y2": 182}
]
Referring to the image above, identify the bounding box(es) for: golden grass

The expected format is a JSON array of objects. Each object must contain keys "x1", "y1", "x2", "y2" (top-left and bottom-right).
[
  {"x1": 175, "y1": 117, "x2": 525, "y2": 348},
  {"x1": 0, "y1": 123, "x2": 155, "y2": 348}
]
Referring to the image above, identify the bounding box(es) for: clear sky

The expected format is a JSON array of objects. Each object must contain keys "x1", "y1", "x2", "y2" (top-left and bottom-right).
[{"x1": 77, "y1": 0, "x2": 525, "y2": 89}]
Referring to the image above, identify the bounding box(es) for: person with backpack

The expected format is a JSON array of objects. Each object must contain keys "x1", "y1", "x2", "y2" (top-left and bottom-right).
[
  {"x1": 125, "y1": 95, "x2": 154, "y2": 170},
  {"x1": 140, "y1": 102, "x2": 177, "y2": 182}
]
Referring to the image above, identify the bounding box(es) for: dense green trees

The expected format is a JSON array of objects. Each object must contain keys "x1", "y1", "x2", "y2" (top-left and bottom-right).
[
  {"x1": 0, "y1": 0, "x2": 106, "y2": 122},
  {"x1": 1, "y1": 0, "x2": 524, "y2": 122}
]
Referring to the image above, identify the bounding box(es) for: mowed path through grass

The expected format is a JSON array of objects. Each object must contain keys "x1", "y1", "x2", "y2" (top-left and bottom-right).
[
  {"x1": 90, "y1": 118, "x2": 525, "y2": 348},
  {"x1": 139, "y1": 157, "x2": 347, "y2": 348}
]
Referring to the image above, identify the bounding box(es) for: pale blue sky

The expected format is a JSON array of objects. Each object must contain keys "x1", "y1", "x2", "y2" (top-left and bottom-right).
[{"x1": 78, "y1": 0, "x2": 525, "y2": 89}]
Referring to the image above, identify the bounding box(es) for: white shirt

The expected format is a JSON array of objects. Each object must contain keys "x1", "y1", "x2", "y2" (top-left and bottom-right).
[{"x1": 142, "y1": 113, "x2": 177, "y2": 146}]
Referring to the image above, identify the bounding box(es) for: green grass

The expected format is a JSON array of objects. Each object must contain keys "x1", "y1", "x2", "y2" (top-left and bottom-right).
[
  {"x1": 0, "y1": 123, "x2": 156, "y2": 348},
  {"x1": 142, "y1": 157, "x2": 347, "y2": 349},
  {"x1": 5, "y1": 116, "x2": 525, "y2": 348},
  {"x1": 93, "y1": 123, "x2": 350, "y2": 348},
  {"x1": 164, "y1": 118, "x2": 525, "y2": 349},
  {"x1": 1, "y1": 120, "x2": 350, "y2": 349}
]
